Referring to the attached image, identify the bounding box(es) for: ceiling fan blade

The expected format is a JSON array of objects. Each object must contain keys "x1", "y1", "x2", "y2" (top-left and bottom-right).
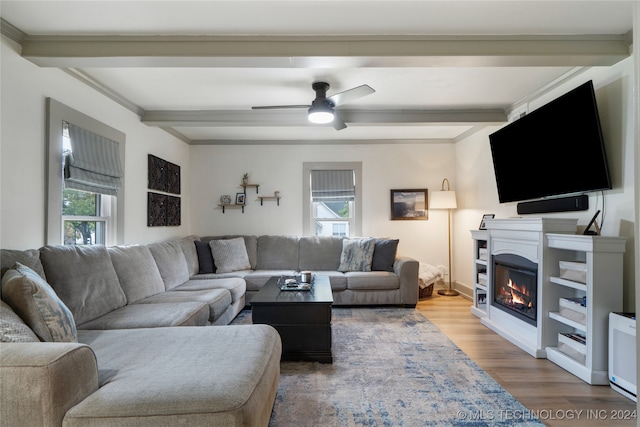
[
  {"x1": 251, "y1": 105, "x2": 310, "y2": 110},
  {"x1": 328, "y1": 84, "x2": 375, "y2": 106},
  {"x1": 332, "y1": 112, "x2": 347, "y2": 130}
]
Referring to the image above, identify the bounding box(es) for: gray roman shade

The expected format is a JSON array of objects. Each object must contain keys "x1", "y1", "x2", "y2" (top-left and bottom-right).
[
  {"x1": 64, "y1": 123, "x2": 123, "y2": 196},
  {"x1": 311, "y1": 170, "x2": 355, "y2": 201}
]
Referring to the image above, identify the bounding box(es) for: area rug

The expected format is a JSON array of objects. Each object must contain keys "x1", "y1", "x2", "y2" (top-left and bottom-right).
[{"x1": 232, "y1": 307, "x2": 544, "y2": 426}]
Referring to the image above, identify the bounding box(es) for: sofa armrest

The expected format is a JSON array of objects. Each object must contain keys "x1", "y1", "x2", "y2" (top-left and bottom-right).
[
  {"x1": 0, "y1": 342, "x2": 99, "y2": 427},
  {"x1": 394, "y1": 256, "x2": 420, "y2": 307}
]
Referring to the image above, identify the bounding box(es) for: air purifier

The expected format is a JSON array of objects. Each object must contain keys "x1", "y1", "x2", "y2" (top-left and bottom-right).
[{"x1": 609, "y1": 312, "x2": 636, "y2": 402}]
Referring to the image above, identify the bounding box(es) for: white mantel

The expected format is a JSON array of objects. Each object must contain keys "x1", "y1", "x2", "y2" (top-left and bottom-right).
[{"x1": 481, "y1": 218, "x2": 578, "y2": 358}]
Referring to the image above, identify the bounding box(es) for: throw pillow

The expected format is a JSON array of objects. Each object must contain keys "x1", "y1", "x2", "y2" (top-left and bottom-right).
[
  {"x1": 338, "y1": 237, "x2": 376, "y2": 272},
  {"x1": 371, "y1": 239, "x2": 399, "y2": 272},
  {"x1": 0, "y1": 300, "x2": 40, "y2": 342},
  {"x1": 1, "y1": 262, "x2": 77, "y2": 342},
  {"x1": 209, "y1": 237, "x2": 251, "y2": 273},
  {"x1": 195, "y1": 240, "x2": 216, "y2": 274}
]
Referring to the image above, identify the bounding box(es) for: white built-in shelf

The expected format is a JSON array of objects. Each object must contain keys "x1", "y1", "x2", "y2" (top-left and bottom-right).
[
  {"x1": 544, "y1": 233, "x2": 626, "y2": 385},
  {"x1": 470, "y1": 230, "x2": 488, "y2": 319}
]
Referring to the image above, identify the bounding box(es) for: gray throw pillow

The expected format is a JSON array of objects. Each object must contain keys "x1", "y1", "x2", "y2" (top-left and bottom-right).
[
  {"x1": 209, "y1": 237, "x2": 251, "y2": 273},
  {"x1": 338, "y1": 238, "x2": 376, "y2": 272},
  {"x1": 371, "y1": 239, "x2": 399, "y2": 272},
  {"x1": 1, "y1": 262, "x2": 77, "y2": 342}
]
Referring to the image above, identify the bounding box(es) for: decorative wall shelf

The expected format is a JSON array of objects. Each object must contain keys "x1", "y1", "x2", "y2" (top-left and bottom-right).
[
  {"x1": 218, "y1": 204, "x2": 245, "y2": 213},
  {"x1": 257, "y1": 196, "x2": 281, "y2": 206},
  {"x1": 241, "y1": 183, "x2": 259, "y2": 194}
]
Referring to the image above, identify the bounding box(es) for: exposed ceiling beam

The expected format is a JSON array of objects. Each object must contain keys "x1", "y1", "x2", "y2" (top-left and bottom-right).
[
  {"x1": 140, "y1": 109, "x2": 507, "y2": 127},
  {"x1": 19, "y1": 34, "x2": 631, "y2": 68}
]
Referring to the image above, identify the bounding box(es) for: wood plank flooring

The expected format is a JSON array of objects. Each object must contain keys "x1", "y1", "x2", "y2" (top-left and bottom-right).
[{"x1": 417, "y1": 293, "x2": 637, "y2": 426}]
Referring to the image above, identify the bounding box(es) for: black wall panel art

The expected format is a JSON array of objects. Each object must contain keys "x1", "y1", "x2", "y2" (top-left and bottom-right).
[{"x1": 147, "y1": 154, "x2": 181, "y2": 226}]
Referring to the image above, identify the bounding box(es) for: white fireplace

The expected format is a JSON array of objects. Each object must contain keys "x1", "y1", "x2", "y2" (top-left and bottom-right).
[{"x1": 481, "y1": 218, "x2": 578, "y2": 358}]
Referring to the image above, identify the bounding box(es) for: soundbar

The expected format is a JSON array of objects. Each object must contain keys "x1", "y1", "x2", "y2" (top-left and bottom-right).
[{"x1": 517, "y1": 194, "x2": 588, "y2": 215}]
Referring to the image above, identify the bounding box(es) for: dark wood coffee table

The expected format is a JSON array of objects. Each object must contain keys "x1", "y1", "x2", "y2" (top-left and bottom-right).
[{"x1": 251, "y1": 275, "x2": 333, "y2": 363}]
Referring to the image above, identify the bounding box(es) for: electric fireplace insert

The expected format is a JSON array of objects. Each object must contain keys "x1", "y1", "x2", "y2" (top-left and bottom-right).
[{"x1": 492, "y1": 254, "x2": 538, "y2": 326}]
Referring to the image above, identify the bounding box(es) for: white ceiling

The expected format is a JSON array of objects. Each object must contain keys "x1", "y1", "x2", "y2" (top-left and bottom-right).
[{"x1": 0, "y1": 1, "x2": 634, "y2": 144}]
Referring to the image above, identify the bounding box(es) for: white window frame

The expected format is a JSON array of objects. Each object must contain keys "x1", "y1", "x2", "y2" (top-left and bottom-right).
[
  {"x1": 46, "y1": 98, "x2": 125, "y2": 246},
  {"x1": 303, "y1": 162, "x2": 362, "y2": 237}
]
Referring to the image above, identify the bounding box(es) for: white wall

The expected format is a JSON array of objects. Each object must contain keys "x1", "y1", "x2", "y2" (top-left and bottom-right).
[
  {"x1": 453, "y1": 57, "x2": 636, "y2": 311},
  {"x1": 0, "y1": 38, "x2": 191, "y2": 249},
  {"x1": 190, "y1": 142, "x2": 456, "y2": 265}
]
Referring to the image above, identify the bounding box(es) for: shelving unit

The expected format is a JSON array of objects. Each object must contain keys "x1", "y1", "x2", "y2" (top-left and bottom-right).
[
  {"x1": 544, "y1": 233, "x2": 626, "y2": 385},
  {"x1": 470, "y1": 230, "x2": 488, "y2": 318}
]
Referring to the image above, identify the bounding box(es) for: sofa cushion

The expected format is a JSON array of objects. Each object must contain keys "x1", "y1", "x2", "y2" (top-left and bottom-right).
[
  {"x1": 338, "y1": 238, "x2": 376, "y2": 272},
  {"x1": 345, "y1": 271, "x2": 400, "y2": 290},
  {"x1": 76, "y1": 302, "x2": 209, "y2": 330},
  {"x1": 194, "y1": 240, "x2": 216, "y2": 274},
  {"x1": 299, "y1": 236, "x2": 344, "y2": 271},
  {"x1": 371, "y1": 239, "x2": 399, "y2": 272},
  {"x1": 173, "y1": 278, "x2": 246, "y2": 307},
  {"x1": 148, "y1": 240, "x2": 190, "y2": 290},
  {"x1": 1, "y1": 249, "x2": 47, "y2": 280},
  {"x1": 138, "y1": 289, "x2": 232, "y2": 323},
  {"x1": 70, "y1": 326, "x2": 281, "y2": 427},
  {"x1": 1, "y1": 262, "x2": 77, "y2": 342},
  {"x1": 108, "y1": 245, "x2": 165, "y2": 304},
  {"x1": 209, "y1": 237, "x2": 251, "y2": 273},
  {"x1": 179, "y1": 235, "x2": 201, "y2": 276},
  {"x1": 39, "y1": 245, "x2": 126, "y2": 326},
  {"x1": 256, "y1": 235, "x2": 300, "y2": 270},
  {"x1": 0, "y1": 300, "x2": 40, "y2": 342}
]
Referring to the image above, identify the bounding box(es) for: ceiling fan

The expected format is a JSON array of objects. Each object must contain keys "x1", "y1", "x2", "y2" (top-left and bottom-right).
[{"x1": 251, "y1": 82, "x2": 375, "y2": 130}]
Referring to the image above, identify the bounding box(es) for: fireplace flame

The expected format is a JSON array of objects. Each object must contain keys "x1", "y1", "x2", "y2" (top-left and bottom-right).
[{"x1": 503, "y1": 278, "x2": 533, "y2": 308}]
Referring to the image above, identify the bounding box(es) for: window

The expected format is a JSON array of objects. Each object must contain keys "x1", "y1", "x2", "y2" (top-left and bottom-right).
[
  {"x1": 47, "y1": 99, "x2": 125, "y2": 246},
  {"x1": 61, "y1": 124, "x2": 113, "y2": 245},
  {"x1": 303, "y1": 162, "x2": 362, "y2": 237}
]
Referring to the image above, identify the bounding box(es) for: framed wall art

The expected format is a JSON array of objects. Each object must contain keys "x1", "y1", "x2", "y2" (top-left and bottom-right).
[
  {"x1": 390, "y1": 189, "x2": 428, "y2": 220},
  {"x1": 148, "y1": 154, "x2": 181, "y2": 195}
]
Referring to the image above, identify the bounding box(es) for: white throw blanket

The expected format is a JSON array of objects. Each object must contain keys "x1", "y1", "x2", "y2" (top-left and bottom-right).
[{"x1": 418, "y1": 262, "x2": 443, "y2": 289}]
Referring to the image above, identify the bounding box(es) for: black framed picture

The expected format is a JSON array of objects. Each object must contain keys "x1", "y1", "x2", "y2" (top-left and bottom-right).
[
  {"x1": 479, "y1": 214, "x2": 495, "y2": 230},
  {"x1": 148, "y1": 154, "x2": 167, "y2": 192},
  {"x1": 390, "y1": 189, "x2": 428, "y2": 220},
  {"x1": 147, "y1": 192, "x2": 167, "y2": 227},
  {"x1": 236, "y1": 193, "x2": 246, "y2": 205}
]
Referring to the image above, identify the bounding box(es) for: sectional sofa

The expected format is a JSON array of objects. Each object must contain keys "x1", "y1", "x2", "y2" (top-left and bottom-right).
[{"x1": 0, "y1": 234, "x2": 419, "y2": 426}]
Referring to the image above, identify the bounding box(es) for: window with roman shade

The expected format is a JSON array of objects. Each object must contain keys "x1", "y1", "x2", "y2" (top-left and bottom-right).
[
  {"x1": 310, "y1": 170, "x2": 355, "y2": 201},
  {"x1": 303, "y1": 162, "x2": 362, "y2": 237},
  {"x1": 64, "y1": 123, "x2": 124, "y2": 196}
]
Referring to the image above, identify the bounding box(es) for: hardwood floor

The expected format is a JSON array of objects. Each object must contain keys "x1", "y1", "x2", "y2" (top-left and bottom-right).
[{"x1": 417, "y1": 293, "x2": 637, "y2": 427}]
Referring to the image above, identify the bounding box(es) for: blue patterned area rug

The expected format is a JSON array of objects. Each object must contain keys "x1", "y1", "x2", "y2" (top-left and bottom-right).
[{"x1": 232, "y1": 307, "x2": 544, "y2": 426}]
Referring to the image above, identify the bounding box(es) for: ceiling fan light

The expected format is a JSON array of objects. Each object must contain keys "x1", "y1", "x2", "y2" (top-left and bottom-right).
[{"x1": 308, "y1": 110, "x2": 334, "y2": 124}]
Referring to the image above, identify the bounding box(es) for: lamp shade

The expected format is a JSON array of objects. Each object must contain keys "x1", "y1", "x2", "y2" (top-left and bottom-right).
[{"x1": 430, "y1": 190, "x2": 457, "y2": 210}]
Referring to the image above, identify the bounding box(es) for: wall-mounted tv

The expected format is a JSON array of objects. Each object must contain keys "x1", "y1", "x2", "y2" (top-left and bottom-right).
[{"x1": 489, "y1": 80, "x2": 612, "y2": 205}]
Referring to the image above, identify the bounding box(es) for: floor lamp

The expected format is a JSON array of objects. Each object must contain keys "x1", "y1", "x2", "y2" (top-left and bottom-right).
[{"x1": 430, "y1": 178, "x2": 458, "y2": 296}]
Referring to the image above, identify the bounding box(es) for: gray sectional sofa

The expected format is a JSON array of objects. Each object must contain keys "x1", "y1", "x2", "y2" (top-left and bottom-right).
[
  {"x1": 0, "y1": 234, "x2": 419, "y2": 427},
  {"x1": 197, "y1": 235, "x2": 419, "y2": 307}
]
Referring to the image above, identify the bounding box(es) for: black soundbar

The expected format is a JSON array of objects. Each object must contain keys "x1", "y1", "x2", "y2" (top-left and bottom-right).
[{"x1": 517, "y1": 194, "x2": 589, "y2": 215}]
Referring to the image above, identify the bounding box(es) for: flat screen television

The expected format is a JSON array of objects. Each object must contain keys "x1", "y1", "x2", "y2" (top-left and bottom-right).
[{"x1": 489, "y1": 80, "x2": 612, "y2": 204}]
